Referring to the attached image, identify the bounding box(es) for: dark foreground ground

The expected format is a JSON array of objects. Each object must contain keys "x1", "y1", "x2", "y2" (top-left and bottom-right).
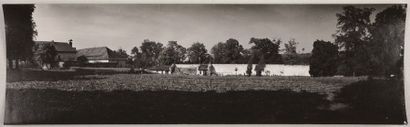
[
  {"x1": 4, "y1": 70, "x2": 407, "y2": 124},
  {"x1": 5, "y1": 79, "x2": 406, "y2": 124}
]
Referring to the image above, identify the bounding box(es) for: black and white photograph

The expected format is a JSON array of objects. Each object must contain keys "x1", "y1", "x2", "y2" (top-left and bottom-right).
[{"x1": 1, "y1": 2, "x2": 407, "y2": 124}]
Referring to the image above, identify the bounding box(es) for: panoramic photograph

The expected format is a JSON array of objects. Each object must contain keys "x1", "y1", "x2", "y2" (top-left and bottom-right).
[{"x1": 3, "y1": 4, "x2": 407, "y2": 124}]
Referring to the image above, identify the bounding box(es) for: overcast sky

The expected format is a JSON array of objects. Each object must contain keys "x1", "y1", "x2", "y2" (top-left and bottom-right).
[{"x1": 32, "y1": 4, "x2": 392, "y2": 54}]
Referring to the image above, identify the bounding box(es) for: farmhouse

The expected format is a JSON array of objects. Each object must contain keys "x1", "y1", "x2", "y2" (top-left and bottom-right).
[
  {"x1": 76, "y1": 47, "x2": 127, "y2": 67},
  {"x1": 35, "y1": 40, "x2": 77, "y2": 68}
]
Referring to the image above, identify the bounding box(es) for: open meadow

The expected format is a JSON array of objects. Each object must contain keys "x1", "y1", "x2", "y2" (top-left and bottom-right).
[
  {"x1": 7, "y1": 73, "x2": 364, "y2": 95},
  {"x1": 5, "y1": 70, "x2": 406, "y2": 124}
]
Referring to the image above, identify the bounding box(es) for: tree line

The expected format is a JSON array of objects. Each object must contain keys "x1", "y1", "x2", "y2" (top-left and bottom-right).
[
  {"x1": 309, "y1": 5, "x2": 405, "y2": 77},
  {"x1": 125, "y1": 37, "x2": 309, "y2": 69}
]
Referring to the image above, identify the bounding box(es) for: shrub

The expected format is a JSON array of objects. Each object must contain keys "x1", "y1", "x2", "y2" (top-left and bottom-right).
[
  {"x1": 255, "y1": 55, "x2": 265, "y2": 76},
  {"x1": 246, "y1": 56, "x2": 253, "y2": 76},
  {"x1": 309, "y1": 40, "x2": 338, "y2": 77}
]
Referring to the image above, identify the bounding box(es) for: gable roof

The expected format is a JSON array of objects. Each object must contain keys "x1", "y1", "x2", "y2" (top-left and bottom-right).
[
  {"x1": 35, "y1": 41, "x2": 76, "y2": 52},
  {"x1": 76, "y1": 47, "x2": 127, "y2": 60},
  {"x1": 76, "y1": 47, "x2": 110, "y2": 60}
]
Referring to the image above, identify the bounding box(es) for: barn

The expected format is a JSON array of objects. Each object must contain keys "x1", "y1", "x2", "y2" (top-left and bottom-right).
[{"x1": 76, "y1": 47, "x2": 128, "y2": 67}]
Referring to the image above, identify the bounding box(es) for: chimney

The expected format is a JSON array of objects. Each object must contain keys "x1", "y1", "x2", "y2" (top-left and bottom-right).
[{"x1": 69, "y1": 39, "x2": 73, "y2": 47}]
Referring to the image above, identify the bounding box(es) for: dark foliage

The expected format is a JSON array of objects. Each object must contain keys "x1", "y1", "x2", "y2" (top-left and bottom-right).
[
  {"x1": 211, "y1": 38, "x2": 244, "y2": 64},
  {"x1": 334, "y1": 79, "x2": 406, "y2": 124},
  {"x1": 139, "y1": 39, "x2": 164, "y2": 68},
  {"x1": 334, "y1": 6, "x2": 374, "y2": 76},
  {"x1": 240, "y1": 49, "x2": 253, "y2": 64},
  {"x1": 246, "y1": 56, "x2": 253, "y2": 77},
  {"x1": 249, "y1": 38, "x2": 282, "y2": 64},
  {"x1": 333, "y1": 5, "x2": 406, "y2": 77},
  {"x1": 158, "y1": 41, "x2": 187, "y2": 65},
  {"x1": 309, "y1": 40, "x2": 338, "y2": 77},
  {"x1": 33, "y1": 43, "x2": 57, "y2": 68},
  {"x1": 77, "y1": 55, "x2": 88, "y2": 67},
  {"x1": 131, "y1": 46, "x2": 139, "y2": 56},
  {"x1": 113, "y1": 48, "x2": 129, "y2": 58},
  {"x1": 282, "y1": 53, "x2": 311, "y2": 65},
  {"x1": 187, "y1": 42, "x2": 211, "y2": 64},
  {"x1": 130, "y1": 47, "x2": 144, "y2": 68},
  {"x1": 284, "y1": 38, "x2": 298, "y2": 54},
  {"x1": 254, "y1": 55, "x2": 265, "y2": 76},
  {"x1": 368, "y1": 5, "x2": 406, "y2": 77},
  {"x1": 4, "y1": 4, "x2": 37, "y2": 69}
]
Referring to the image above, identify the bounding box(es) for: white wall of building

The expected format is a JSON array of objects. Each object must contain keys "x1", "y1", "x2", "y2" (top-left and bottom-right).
[
  {"x1": 88, "y1": 60, "x2": 110, "y2": 63},
  {"x1": 175, "y1": 64, "x2": 310, "y2": 76}
]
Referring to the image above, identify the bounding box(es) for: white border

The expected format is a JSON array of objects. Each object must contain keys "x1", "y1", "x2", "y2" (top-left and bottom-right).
[
  {"x1": 0, "y1": 0, "x2": 408, "y2": 127},
  {"x1": 0, "y1": 0, "x2": 408, "y2": 4}
]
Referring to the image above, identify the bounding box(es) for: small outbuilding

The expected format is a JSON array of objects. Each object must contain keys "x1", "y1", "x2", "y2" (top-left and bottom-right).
[{"x1": 198, "y1": 64, "x2": 208, "y2": 76}]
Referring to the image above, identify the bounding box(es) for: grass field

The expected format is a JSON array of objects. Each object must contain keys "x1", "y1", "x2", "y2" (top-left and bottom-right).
[
  {"x1": 7, "y1": 74, "x2": 365, "y2": 95},
  {"x1": 4, "y1": 70, "x2": 406, "y2": 124}
]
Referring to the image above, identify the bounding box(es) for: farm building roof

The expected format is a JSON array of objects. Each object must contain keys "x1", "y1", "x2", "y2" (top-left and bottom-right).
[
  {"x1": 35, "y1": 41, "x2": 76, "y2": 52},
  {"x1": 76, "y1": 47, "x2": 127, "y2": 60}
]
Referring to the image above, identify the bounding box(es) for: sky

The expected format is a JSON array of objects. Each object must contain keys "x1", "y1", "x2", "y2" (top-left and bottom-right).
[{"x1": 32, "y1": 4, "x2": 392, "y2": 54}]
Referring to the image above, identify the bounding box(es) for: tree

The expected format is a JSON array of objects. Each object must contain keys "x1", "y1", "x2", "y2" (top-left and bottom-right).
[
  {"x1": 283, "y1": 39, "x2": 299, "y2": 64},
  {"x1": 246, "y1": 55, "x2": 253, "y2": 77},
  {"x1": 369, "y1": 5, "x2": 406, "y2": 77},
  {"x1": 158, "y1": 41, "x2": 187, "y2": 65},
  {"x1": 284, "y1": 38, "x2": 298, "y2": 54},
  {"x1": 211, "y1": 38, "x2": 244, "y2": 64},
  {"x1": 129, "y1": 46, "x2": 144, "y2": 68},
  {"x1": 187, "y1": 42, "x2": 210, "y2": 64},
  {"x1": 334, "y1": 6, "x2": 375, "y2": 76},
  {"x1": 33, "y1": 43, "x2": 57, "y2": 69},
  {"x1": 127, "y1": 57, "x2": 136, "y2": 73},
  {"x1": 139, "y1": 39, "x2": 163, "y2": 68},
  {"x1": 211, "y1": 42, "x2": 226, "y2": 64},
  {"x1": 77, "y1": 55, "x2": 88, "y2": 67},
  {"x1": 254, "y1": 55, "x2": 266, "y2": 76},
  {"x1": 223, "y1": 38, "x2": 244, "y2": 63},
  {"x1": 282, "y1": 53, "x2": 311, "y2": 65},
  {"x1": 131, "y1": 46, "x2": 139, "y2": 56},
  {"x1": 241, "y1": 49, "x2": 253, "y2": 64},
  {"x1": 249, "y1": 38, "x2": 282, "y2": 64},
  {"x1": 114, "y1": 48, "x2": 128, "y2": 58},
  {"x1": 4, "y1": 5, "x2": 37, "y2": 69},
  {"x1": 309, "y1": 40, "x2": 339, "y2": 77}
]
